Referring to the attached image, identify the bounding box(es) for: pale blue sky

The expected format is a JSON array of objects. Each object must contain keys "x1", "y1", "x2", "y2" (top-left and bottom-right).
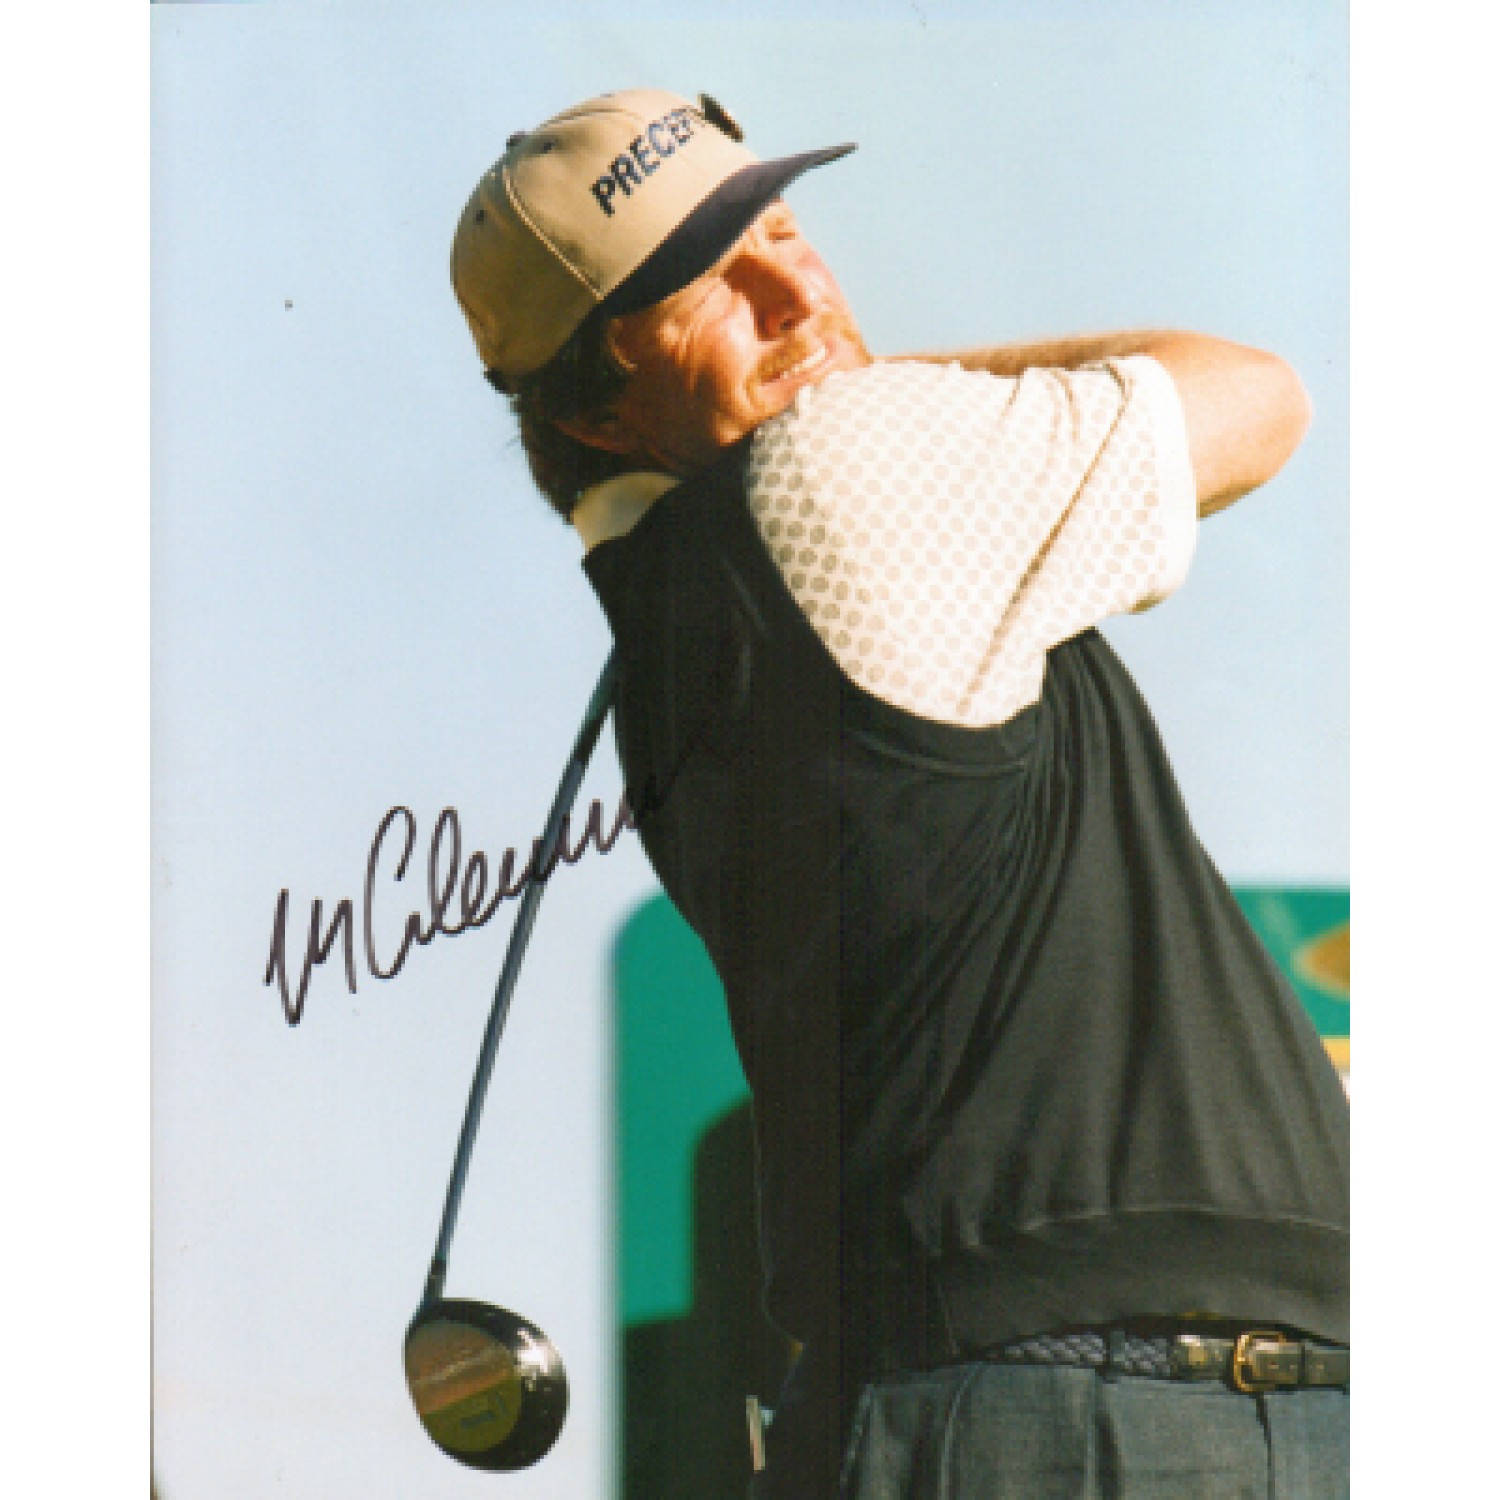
[{"x1": 151, "y1": 4, "x2": 1346, "y2": 1496}]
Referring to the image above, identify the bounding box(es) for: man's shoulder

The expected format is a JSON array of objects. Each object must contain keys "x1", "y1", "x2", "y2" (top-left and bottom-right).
[{"x1": 751, "y1": 358, "x2": 1009, "y2": 455}]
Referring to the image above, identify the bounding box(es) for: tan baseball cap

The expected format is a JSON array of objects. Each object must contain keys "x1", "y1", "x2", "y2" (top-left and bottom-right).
[{"x1": 451, "y1": 88, "x2": 855, "y2": 391}]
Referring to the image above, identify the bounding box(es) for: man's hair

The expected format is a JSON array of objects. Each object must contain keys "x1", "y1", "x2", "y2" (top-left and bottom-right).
[{"x1": 509, "y1": 309, "x2": 633, "y2": 520}]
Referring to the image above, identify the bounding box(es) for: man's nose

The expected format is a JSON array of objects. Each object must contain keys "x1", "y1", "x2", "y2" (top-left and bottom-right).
[{"x1": 737, "y1": 246, "x2": 820, "y2": 336}]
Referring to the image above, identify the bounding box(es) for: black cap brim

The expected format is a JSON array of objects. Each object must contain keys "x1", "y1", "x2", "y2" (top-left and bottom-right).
[{"x1": 599, "y1": 144, "x2": 856, "y2": 319}]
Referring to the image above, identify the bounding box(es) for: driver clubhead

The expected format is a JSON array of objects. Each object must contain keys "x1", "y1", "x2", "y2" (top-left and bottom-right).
[{"x1": 403, "y1": 1297, "x2": 568, "y2": 1471}]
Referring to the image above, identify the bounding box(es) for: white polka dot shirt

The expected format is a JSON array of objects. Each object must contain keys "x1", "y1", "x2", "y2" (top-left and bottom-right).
[{"x1": 742, "y1": 356, "x2": 1197, "y2": 729}]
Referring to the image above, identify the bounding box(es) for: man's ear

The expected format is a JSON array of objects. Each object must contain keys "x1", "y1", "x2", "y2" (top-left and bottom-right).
[{"x1": 556, "y1": 320, "x2": 654, "y2": 461}]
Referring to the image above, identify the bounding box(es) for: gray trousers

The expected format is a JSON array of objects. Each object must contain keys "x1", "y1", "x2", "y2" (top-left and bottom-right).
[{"x1": 756, "y1": 1358, "x2": 1349, "y2": 1498}]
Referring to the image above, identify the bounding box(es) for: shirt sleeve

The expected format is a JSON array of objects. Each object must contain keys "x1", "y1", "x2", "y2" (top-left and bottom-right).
[{"x1": 743, "y1": 355, "x2": 1197, "y2": 728}]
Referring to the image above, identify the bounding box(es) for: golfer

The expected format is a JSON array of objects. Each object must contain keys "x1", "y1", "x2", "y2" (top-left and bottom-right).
[{"x1": 451, "y1": 88, "x2": 1349, "y2": 1498}]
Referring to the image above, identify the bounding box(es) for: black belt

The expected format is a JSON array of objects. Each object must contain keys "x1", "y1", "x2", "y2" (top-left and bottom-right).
[{"x1": 981, "y1": 1327, "x2": 1348, "y2": 1393}]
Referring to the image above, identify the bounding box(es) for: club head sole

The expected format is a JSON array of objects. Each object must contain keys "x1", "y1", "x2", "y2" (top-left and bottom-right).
[{"x1": 404, "y1": 1297, "x2": 568, "y2": 1470}]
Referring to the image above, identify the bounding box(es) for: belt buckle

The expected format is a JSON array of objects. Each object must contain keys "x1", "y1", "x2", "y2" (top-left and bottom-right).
[{"x1": 1231, "y1": 1330, "x2": 1290, "y2": 1394}]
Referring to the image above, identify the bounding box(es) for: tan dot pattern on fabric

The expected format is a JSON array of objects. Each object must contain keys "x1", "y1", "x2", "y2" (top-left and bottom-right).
[{"x1": 744, "y1": 357, "x2": 1197, "y2": 728}]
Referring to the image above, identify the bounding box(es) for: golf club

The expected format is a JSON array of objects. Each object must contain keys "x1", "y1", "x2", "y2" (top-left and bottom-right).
[{"x1": 404, "y1": 650, "x2": 618, "y2": 1471}]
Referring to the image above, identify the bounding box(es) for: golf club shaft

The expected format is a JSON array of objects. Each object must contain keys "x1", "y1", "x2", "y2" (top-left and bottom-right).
[{"x1": 422, "y1": 650, "x2": 619, "y2": 1308}]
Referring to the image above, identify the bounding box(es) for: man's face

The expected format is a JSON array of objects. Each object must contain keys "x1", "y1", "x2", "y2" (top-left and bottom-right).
[{"x1": 593, "y1": 201, "x2": 871, "y2": 475}]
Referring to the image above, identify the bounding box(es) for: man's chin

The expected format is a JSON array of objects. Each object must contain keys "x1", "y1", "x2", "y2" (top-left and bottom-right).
[{"x1": 761, "y1": 331, "x2": 871, "y2": 410}]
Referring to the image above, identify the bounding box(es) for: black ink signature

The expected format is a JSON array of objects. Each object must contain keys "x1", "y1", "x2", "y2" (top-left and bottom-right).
[{"x1": 264, "y1": 793, "x2": 634, "y2": 1025}]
